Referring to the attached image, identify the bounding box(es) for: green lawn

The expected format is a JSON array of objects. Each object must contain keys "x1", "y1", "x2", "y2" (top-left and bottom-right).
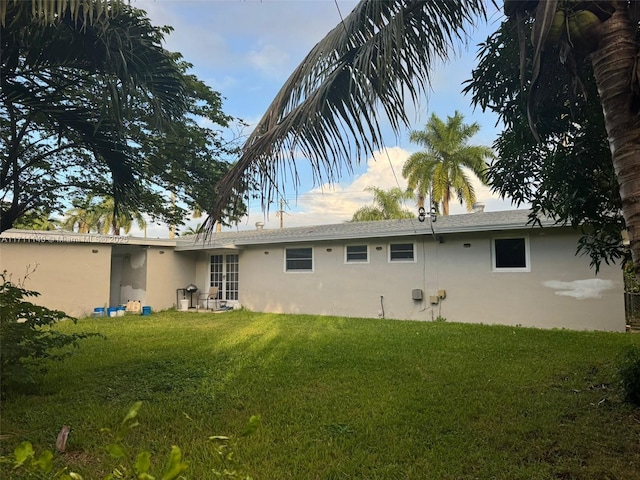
[{"x1": 1, "y1": 310, "x2": 639, "y2": 479}]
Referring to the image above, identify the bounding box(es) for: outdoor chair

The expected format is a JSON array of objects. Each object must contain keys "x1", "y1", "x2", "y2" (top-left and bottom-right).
[{"x1": 199, "y1": 286, "x2": 220, "y2": 310}]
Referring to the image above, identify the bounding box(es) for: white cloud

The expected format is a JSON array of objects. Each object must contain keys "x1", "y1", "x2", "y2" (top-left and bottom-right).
[{"x1": 233, "y1": 145, "x2": 524, "y2": 231}]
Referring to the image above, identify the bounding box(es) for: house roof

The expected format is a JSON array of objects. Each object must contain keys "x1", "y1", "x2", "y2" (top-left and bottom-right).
[
  {"x1": 175, "y1": 209, "x2": 562, "y2": 251},
  {"x1": 0, "y1": 229, "x2": 177, "y2": 247}
]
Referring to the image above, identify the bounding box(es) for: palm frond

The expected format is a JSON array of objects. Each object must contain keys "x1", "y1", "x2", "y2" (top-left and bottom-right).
[
  {"x1": 0, "y1": 0, "x2": 125, "y2": 28},
  {"x1": 207, "y1": 0, "x2": 486, "y2": 232}
]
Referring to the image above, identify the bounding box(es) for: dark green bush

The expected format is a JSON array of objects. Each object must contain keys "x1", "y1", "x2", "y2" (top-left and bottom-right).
[
  {"x1": 618, "y1": 344, "x2": 640, "y2": 406},
  {"x1": 0, "y1": 271, "x2": 100, "y2": 394}
]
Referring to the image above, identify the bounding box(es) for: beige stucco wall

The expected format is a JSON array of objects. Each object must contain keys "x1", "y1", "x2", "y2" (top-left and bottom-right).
[
  {"x1": 1, "y1": 226, "x2": 625, "y2": 331},
  {"x1": 431, "y1": 229, "x2": 624, "y2": 331},
  {"x1": 199, "y1": 228, "x2": 624, "y2": 331},
  {"x1": 0, "y1": 237, "x2": 199, "y2": 316},
  {"x1": 0, "y1": 240, "x2": 112, "y2": 318},
  {"x1": 145, "y1": 246, "x2": 197, "y2": 311},
  {"x1": 193, "y1": 250, "x2": 212, "y2": 293}
]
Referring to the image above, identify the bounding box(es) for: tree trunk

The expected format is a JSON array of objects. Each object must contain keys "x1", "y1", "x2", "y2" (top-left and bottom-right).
[
  {"x1": 442, "y1": 188, "x2": 451, "y2": 216},
  {"x1": 590, "y1": 5, "x2": 640, "y2": 277}
]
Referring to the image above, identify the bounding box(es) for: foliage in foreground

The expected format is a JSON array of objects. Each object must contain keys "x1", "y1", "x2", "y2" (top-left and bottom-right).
[
  {"x1": 1, "y1": 402, "x2": 259, "y2": 479},
  {"x1": 0, "y1": 271, "x2": 99, "y2": 394},
  {"x1": 465, "y1": 18, "x2": 626, "y2": 272},
  {"x1": 618, "y1": 344, "x2": 640, "y2": 406}
]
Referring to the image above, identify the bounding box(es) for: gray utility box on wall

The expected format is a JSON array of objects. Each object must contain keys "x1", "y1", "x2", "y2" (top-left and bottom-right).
[{"x1": 412, "y1": 289, "x2": 423, "y2": 301}]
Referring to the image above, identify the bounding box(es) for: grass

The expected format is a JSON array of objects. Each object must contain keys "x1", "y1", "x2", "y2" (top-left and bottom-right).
[{"x1": 1, "y1": 310, "x2": 640, "y2": 479}]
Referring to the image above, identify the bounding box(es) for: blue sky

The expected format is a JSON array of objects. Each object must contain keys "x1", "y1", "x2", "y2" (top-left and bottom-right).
[{"x1": 134, "y1": 0, "x2": 525, "y2": 236}]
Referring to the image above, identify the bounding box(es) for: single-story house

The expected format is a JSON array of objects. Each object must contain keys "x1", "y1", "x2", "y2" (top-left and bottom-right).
[{"x1": 0, "y1": 208, "x2": 626, "y2": 331}]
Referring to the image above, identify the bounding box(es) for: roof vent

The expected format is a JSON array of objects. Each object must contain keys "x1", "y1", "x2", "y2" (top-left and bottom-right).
[
  {"x1": 255, "y1": 221, "x2": 264, "y2": 230},
  {"x1": 472, "y1": 202, "x2": 485, "y2": 213}
]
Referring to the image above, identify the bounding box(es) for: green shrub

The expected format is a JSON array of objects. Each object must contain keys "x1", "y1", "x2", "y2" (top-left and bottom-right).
[
  {"x1": 618, "y1": 344, "x2": 640, "y2": 406},
  {"x1": 0, "y1": 271, "x2": 100, "y2": 394}
]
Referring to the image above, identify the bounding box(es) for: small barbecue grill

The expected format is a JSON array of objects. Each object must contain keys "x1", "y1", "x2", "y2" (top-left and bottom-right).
[{"x1": 185, "y1": 284, "x2": 198, "y2": 309}]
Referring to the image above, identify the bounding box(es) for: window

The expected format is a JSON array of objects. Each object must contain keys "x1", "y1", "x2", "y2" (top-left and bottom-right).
[
  {"x1": 492, "y1": 237, "x2": 530, "y2": 272},
  {"x1": 285, "y1": 247, "x2": 313, "y2": 271},
  {"x1": 389, "y1": 242, "x2": 415, "y2": 262},
  {"x1": 345, "y1": 244, "x2": 369, "y2": 263}
]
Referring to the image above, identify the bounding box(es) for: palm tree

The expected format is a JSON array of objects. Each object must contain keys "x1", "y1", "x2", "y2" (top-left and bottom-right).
[
  {"x1": 62, "y1": 195, "x2": 146, "y2": 235},
  {"x1": 402, "y1": 111, "x2": 493, "y2": 215},
  {"x1": 181, "y1": 223, "x2": 204, "y2": 236},
  {"x1": 62, "y1": 197, "x2": 100, "y2": 234},
  {"x1": 0, "y1": 0, "x2": 124, "y2": 26},
  {"x1": 94, "y1": 197, "x2": 146, "y2": 236},
  {"x1": 352, "y1": 187, "x2": 415, "y2": 222}
]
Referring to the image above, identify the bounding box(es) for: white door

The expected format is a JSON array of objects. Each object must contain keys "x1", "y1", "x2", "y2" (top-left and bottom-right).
[{"x1": 210, "y1": 254, "x2": 239, "y2": 306}]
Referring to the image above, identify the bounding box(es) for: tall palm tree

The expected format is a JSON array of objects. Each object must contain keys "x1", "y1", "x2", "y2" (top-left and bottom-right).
[
  {"x1": 402, "y1": 111, "x2": 493, "y2": 215},
  {"x1": 62, "y1": 195, "x2": 146, "y2": 235},
  {"x1": 94, "y1": 197, "x2": 146, "y2": 236},
  {"x1": 351, "y1": 187, "x2": 415, "y2": 222},
  {"x1": 62, "y1": 197, "x2": 100, "y2": 234},
  {"x1": 181, "y1": 223, "x2": 204, "y2": 236}
]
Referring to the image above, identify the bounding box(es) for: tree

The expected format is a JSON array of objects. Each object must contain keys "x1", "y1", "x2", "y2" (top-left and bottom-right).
[
  {"x1": 500, "y1": 1, "x2": 640, "y2": 275},
  {"x1": 129, "y1": 59, "x2": 247, "y2": 230},
  {"x1": 351, "y1": 186, "x2": 415, "y2": 221},
  {"x1": 1, "y1": 1, "x2": 245, "y2": 233},
  {"x1": 62, "y1": 197, "x2": 100, "y2": 234},
  {"x1": 93, "y1": 196, "x2": 147, "y2": 236},
  {"x1": 464, "y1": 19, "x2": 625, "y2": 270},
  {"x1": 0, "y1": 1, "x2": 187, "y2": 232},
  {"x1": 10, "y1": 207, "x2": 59, "y2": 231},
  {"x1": 61, "y1": 195, "x2": 147, "y2": 235},
  {"x1": 181, "y1": 223, "x2": 204, "y2": 236},
  {"x1": 402, "y1": 111, "x2": 493, "y2": 215},
  {"x1": 0, "y1": 0, "x2": 125, "y2": 26}
]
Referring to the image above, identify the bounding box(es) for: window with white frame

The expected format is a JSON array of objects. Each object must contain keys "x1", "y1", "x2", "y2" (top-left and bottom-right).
[
  {"x1": 389, "y1": 242, "x2": 415, "y2": 262},
  {"x1": 492, "y1": 236, "x2": 530, "y2": 272},
  {"x1": 285, "y1": 247, "x2": 313, "y2": 272},
  {"x1": 345, "y1": 244, "x2": 369, "y2": 263}
]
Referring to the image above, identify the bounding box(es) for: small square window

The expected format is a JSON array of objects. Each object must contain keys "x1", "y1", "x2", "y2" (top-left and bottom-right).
[
  {"x1": 285, "y1": 247, "x2": 313, "y2": 271},
  {"x1": 389, "y1": 243, "x2": 415, "y2": 262},
  {"x1": 346, "y1": 245, "x2": 368, "y2": 263},
  {"x1": 492, "y1": 237, "x2": 529, "y2": 272}
]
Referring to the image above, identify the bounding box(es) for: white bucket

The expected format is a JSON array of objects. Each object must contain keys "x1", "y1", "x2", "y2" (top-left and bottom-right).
[{"x1": 180, "y1": 299, "x2": 189, "y2": 311}]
